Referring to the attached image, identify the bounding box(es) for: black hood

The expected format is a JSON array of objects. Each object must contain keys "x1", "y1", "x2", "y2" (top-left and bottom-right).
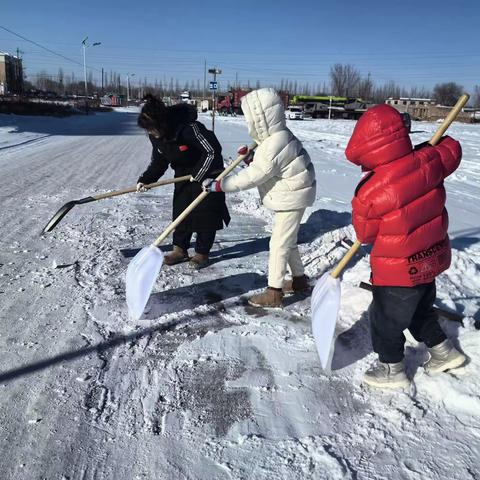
[{"x1": 166, "y1": 103, "x2": 198, "y2": 139}]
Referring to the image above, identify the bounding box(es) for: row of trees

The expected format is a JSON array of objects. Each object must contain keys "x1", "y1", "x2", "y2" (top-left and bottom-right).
[
  {"x1": 24, "y1": 65, "x2": 480, "y2": 107},
  {"x1": 327, "y1": 64, "x2": 476, "y2": 106},
  {"x1": 25, "y1": 69, "x2": 208, "y2": 100}
]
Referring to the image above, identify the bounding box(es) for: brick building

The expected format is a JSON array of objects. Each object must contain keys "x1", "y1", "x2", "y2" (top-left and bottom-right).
[{"x1": 0, "y1": 52, "x2": 24, "y2": 95}]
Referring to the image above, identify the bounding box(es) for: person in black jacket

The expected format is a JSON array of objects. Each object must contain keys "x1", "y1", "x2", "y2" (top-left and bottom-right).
[{"x1": 136, "y1": 95, "x2": 230, "y2": 268}]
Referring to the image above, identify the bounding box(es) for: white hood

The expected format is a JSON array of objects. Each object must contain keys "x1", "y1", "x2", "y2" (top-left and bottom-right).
[
  {"x1": 221, "y1": 89, "x2": 316, "y2": 211},
  {"x1": 241, "y1": 88, "x2": 286, "y2": 142}
]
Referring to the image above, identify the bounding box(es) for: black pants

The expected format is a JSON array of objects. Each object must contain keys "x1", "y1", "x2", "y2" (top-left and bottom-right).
[
  {"x1": 369, "y1": 281, "x2": 447, "y2": 363},
  {"x1": 173, "y1": 230, "x2": 216, "y2": 255}
]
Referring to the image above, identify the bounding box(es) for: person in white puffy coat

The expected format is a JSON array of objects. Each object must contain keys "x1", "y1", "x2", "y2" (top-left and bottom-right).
[{"x1": 204, "y1": 88, "x2": 316, "y2": 307}]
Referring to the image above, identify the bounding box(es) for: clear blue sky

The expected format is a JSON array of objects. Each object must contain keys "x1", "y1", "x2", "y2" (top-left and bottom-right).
[{"x1": 1, "y1": 0, "x2": 479, "y2": 93}]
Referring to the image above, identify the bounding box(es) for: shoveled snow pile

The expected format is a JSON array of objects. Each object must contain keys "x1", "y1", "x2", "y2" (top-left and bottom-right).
[{"x1": 0, "y1": 110, "x2": 478, "y2": 479}]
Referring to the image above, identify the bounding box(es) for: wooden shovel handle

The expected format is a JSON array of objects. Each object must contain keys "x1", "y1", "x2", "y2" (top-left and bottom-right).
[
  {"x1": 428, "y1": 93, "x2": 470, "y2": 146},
  {"x1": 331, "y1": 93, "x2": 470, "y2": 279},
  {"x1": 331, "y1": 240, "x2": 362, "y2": 278},
  {"x1": 92, "y1": 175, "x2": 191, "y2": 201},
  {"x1": 152, "y1": 143, "x2": 257, "y2": 247}
]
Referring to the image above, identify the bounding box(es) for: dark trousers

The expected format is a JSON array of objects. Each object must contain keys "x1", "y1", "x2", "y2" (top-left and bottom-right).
[
  {"x1": 173, "y1": 230, "x2": 216, "y2": 255},
  {"x1": 369, "y1": 281, "x2": 447, "y2": 363}
]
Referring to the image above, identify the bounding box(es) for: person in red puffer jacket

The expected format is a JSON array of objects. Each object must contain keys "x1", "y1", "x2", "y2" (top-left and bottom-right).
[{"x1": 345, "y1": 104, "x2": 467, "y2": 389}]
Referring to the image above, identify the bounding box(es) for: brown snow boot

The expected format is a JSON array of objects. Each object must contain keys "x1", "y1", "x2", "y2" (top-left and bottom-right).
[
  {"x1": 164, "y1": 246, "x2": 189, "y2": 266},
  {"x1": 283, "y1": 275, "x2": 311, "y2": 294},
  {"x1": 248, "y1": 287, "x2": 284, "y2": 308},
  {"x1": 189, "y1": 253, "x2": 209, "y2": 269}
]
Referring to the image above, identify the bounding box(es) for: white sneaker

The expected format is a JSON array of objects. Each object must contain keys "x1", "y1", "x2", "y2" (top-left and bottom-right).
[
  {"x1": 424, "y1": 339, "x2": 466, "y2": 374},
  {"x1": 363, "y1": 360, "x2": 410, "y2": 389}
]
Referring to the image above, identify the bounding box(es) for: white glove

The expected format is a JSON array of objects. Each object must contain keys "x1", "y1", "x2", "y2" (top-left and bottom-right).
[
  {"x1": 201, "y1": 178, "x2": 222, "y2": 192},
  {"x1": 136, "y1": 182, "x2": 148, "y2": 192}
]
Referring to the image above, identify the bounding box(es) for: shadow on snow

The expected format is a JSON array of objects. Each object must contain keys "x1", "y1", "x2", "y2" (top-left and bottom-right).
[
  {"x1": 144, "y1": 272, "x2": 266, "y2": 318},
  {"x1": 0, "y1": 110, "x2": 141, "y2": 138},
  {"x1": 122, "y1": 208, "x2": 353, "y2": 265}
]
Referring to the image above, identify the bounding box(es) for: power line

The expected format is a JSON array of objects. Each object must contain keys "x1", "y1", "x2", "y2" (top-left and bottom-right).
[
  {"x1": 2, "y1": 35, "x2": 479, "y2": 58},
  {"x1": 0, "y1": 24, "x2": 101, "y2": 72},
  {"x1": 2, "y1": 26, "x2": 474, "y2": 91}
]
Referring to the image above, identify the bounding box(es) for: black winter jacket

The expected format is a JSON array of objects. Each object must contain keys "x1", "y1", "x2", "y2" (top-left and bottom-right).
[{"x1": 138, "y1": 104, "x2": 230, "y2": 233}]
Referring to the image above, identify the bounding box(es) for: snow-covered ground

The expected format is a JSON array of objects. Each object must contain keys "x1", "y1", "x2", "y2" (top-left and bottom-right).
[{"x1": 0, "y1": 109, "x2": 479, "y2": 479}]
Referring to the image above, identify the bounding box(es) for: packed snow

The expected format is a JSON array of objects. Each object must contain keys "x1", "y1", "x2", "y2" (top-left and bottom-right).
[{"x1": 0, "y1": 109, "x2": 479, "y2": 479}]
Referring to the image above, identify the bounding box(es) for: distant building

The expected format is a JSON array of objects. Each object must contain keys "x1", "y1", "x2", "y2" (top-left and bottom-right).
[
  {"x1": 386, "y1": 97, "x2": 473, "y2": 122},
  {"x1": 385, "y1": 97, "x2": 435, "y2": 117},
  {"x1": 0, "y1": 52, "x2": 24, "y2": 95},
  {"x1": 386, "y1": 97, "x2": 435, "y2": 107}
]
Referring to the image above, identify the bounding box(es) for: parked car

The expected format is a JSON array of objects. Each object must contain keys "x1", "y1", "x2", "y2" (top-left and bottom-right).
[{"x1": 285, "y1": 106, "x2": 304, "y2": 120}]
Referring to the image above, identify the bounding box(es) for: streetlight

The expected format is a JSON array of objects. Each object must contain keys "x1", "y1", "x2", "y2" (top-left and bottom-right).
[
  {"x1": 208, "y1": 67, "x2": 221, "y2": 131},
  {"x1": 126, "y1": 73, "x2": 135, "y2": 104},
  {"x1": 81, "y1": 37, "x2": 101, "y2": 114}
]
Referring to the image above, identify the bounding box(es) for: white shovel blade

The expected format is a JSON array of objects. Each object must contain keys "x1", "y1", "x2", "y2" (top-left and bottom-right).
[
  {"x1": 126, "y1": 245, "x2": 164, "y2": 320},
  {"x1": 311, "y1": 272, "x2": 341, "y2": 369}
]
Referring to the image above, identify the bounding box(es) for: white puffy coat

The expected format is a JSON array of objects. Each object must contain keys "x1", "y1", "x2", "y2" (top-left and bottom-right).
[{"x1": 220, "y1": 88, "x2": 316, "y2": 211}]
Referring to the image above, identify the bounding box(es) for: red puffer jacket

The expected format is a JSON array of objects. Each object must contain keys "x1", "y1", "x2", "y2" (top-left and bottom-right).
[{"x1": 345, "y1": 104, "x2": 461, "y2": 286}]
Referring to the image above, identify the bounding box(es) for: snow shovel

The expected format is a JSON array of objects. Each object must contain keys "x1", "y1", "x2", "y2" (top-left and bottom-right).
[
  {"x1": 311, "y1": 93, "x2": 470, "y2": 370},
  {"x1": 43, "y1": 175, "x2": 191, "y2": 233},
  {"x1": 126, "y1": 142, "x2": 257, "y2": 320}
]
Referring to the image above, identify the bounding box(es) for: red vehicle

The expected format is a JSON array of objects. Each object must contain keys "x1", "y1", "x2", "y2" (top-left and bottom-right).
[
  {"x1": 216, "y1": 95, "x2": 234, "y2": 115},
  {"x1": 229, "y1": 88, "x2": 289, "y2": 114},
  {"x1": 231, "y1": 88, "x2": 250, "y2": 114}
]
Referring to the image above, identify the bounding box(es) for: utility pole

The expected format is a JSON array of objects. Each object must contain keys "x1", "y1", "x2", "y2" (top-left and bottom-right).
[
  {"x1": 203, "y1": 60, "x2": 206, "y2": 101},
  {"x1": 208, "y1": 67, "x2": 221, "y2": 131},
  {"x1": 81, "y1": 37, "x2": 101, "y2": 114},
  {"x1": 82, "y1": 38, "x2": 88, "y2": 114},
  {"x1": 367, "y1": 72, "x2": 371, "y2": 101},
  {"x1": 126, "y1": 73, "x2": 135, "y2": 104},
  {"x1": 15, "y1": 48, "x2": 24, "y2": 95}
]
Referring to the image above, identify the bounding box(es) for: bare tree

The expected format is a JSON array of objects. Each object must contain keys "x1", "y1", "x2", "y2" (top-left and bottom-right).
[
  {"x1": 433, "y1": 82, "x2": 463, "y2": 106},
  {"x1": 330, "y1": 63, "x2": 361, "y2": 97},
  {"x1": 372, "y1": 81, "x2": 402, "y2": 103},
  {"x1": 409, "y1": 86, "x2": 431, "y2": 99},
  {"x1": 357, "y1": 74, "x2": 373, "y2": 101},
  {"x1": 57, "y1": 68, "x2": 64, "y2": 95}
]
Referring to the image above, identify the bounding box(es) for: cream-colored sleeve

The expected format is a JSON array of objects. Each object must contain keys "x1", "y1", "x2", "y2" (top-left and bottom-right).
[{"x1": 220, "y1": 146, "x2": 279, "y2": 192}]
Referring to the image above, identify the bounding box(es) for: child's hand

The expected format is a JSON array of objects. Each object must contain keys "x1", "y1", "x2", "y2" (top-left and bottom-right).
[{"x1": 136, "y1": 182, "x2": 148, "y2": 192}]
